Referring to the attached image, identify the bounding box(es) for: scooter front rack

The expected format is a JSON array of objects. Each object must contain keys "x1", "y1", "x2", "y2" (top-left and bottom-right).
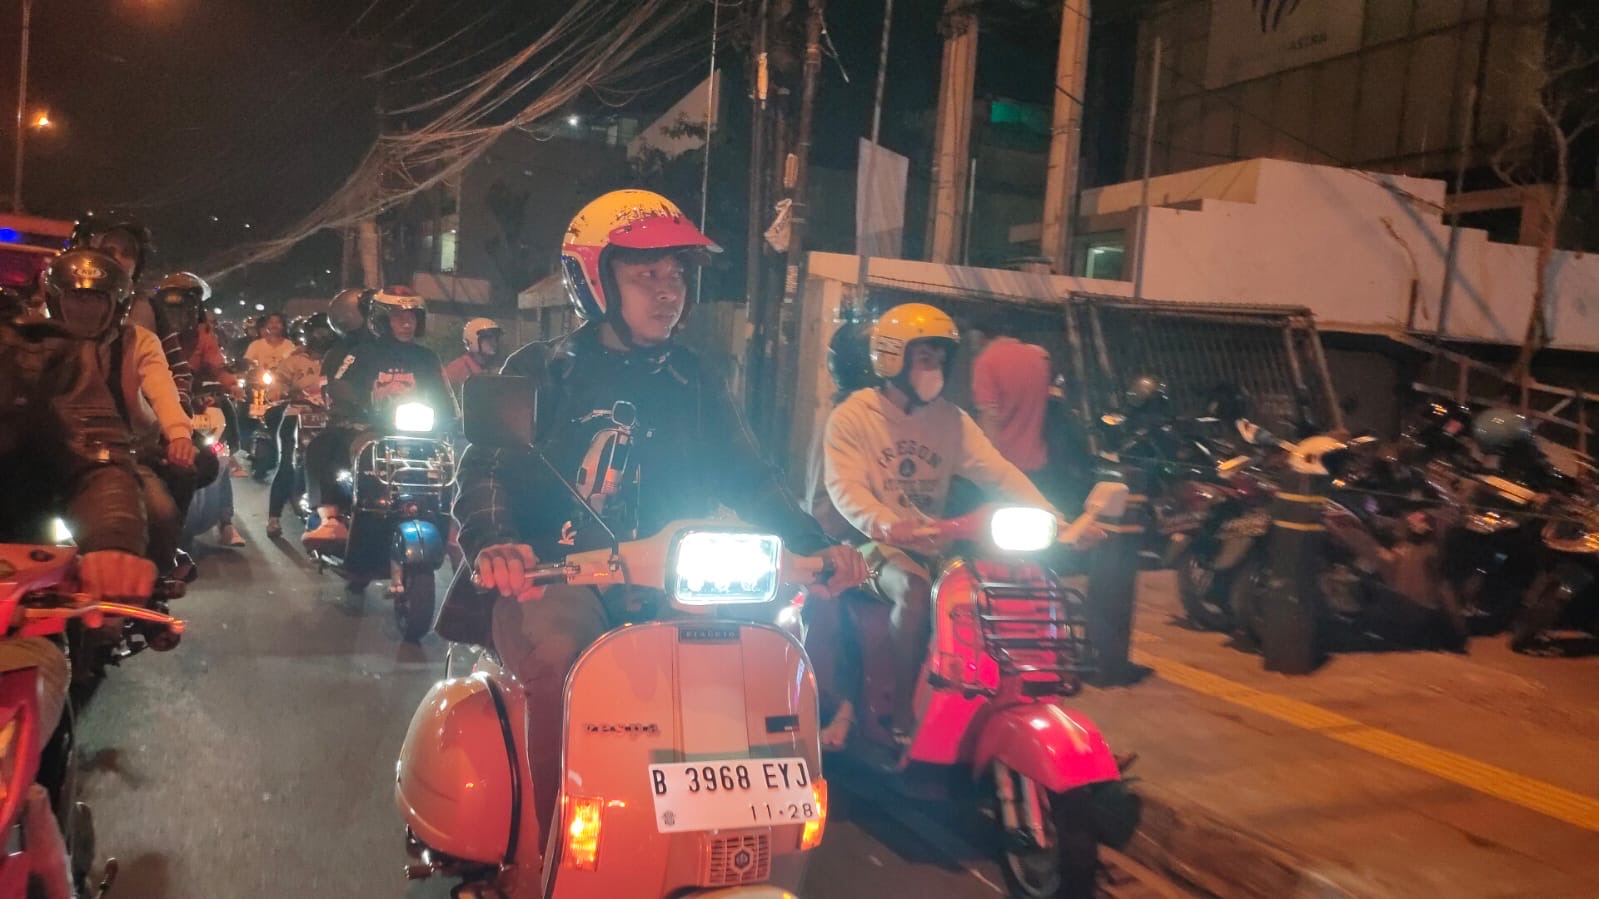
[{"x1": 972, "y1": 574, "x2": 1095, "y2": 681}]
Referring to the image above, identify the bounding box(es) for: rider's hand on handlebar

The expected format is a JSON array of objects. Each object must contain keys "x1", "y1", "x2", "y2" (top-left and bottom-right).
[
  {"x1": 1063, "y1": 522, "x2": 1108, "y2": 550},
  {"x1": 166, "y1": 436, "x2": 197, "y2": 469},
  {"x1": 475, "y1": 544, "x2": 538, "y2": 600},
  {"x1": 78, "y1": 551, "x2": 157, "y2": 604},
  {"x1": 812, "y1": 545, "x2": 868, "y2": 599},
  {"x1": 881, "y1": 518, "x2": 942, "y2": 555}
]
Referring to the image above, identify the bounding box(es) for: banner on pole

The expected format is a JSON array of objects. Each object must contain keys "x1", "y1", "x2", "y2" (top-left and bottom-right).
[{"x1": 856, "y1": 139, "x2": 909, "y2": 260}]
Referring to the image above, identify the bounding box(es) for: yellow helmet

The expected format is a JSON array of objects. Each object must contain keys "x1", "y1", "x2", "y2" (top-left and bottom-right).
[
  {"x1": 560, "y1": 189, "x2": 720, "y2": 320},
  {"x1": 870, "y1": 303, "x2": 959, "y2": 378}
]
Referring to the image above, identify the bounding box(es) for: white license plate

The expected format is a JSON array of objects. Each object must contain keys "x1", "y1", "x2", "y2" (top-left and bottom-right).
[{"x1": 647, "y1": 758, "x2": 819, "y2": 833}]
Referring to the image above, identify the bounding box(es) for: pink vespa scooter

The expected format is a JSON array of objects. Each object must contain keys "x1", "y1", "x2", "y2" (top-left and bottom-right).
[{"x1": 811, "y1": 483, "x2": 1132, "y2": 899}]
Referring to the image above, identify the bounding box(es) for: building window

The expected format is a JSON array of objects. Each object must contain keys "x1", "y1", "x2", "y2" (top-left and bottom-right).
[
  {"x1": 1081, "y1": 235, "x2": 1126, "y2": 280},
  {"x1": 439, "y1": 214, "x2": 459, "y2": 273}
]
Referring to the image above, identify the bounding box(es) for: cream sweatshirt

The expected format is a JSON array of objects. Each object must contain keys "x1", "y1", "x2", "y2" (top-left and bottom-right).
[
  {"x1": 120, "y1": 325, "x2": 192, "y2": 445},
  {"x1": 823, "y1": 388, "x2": 1054, "y2": 542}
]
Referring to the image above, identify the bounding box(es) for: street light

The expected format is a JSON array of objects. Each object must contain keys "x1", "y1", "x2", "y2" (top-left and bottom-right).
[{"x1": 11, "y1": 0, "x2": 34, "y2": 212}]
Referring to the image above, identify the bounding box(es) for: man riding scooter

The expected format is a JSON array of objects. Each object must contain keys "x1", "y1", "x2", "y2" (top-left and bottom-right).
[
  {"x1": 302, "y1": 286, "x2": 455, "y2": 550},
  {"x1": 444, "y1": 317, "x2": 504, "y2": 402},
  {"x1": 42, "y1": 250, "x2": 195, "y2": 585},
  {"x1": 823, "y1": 302, "x2": 1060, "y2": 743},
  {"x1": 0, "y1": 306, "x2": 159, "y2": 893},
  {"x1": 441, "y1": 188, "x2": 867, "y2": 843}
]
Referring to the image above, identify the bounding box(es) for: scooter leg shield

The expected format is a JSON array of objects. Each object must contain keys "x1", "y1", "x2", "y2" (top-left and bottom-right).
[
  {"x1": 972, "y1": 704, "x2": 1120, "y2": 795},
  {"x1": 395, "y1": 674, "x2": 518, "y2": 867}
]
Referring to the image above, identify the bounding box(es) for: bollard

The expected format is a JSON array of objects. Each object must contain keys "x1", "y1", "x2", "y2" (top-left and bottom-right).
[
  {"x1": 1259, "y1": 470, "x2": 1327, "y2": 674},
  {"x1": 1086, "y1": 459, "x2": 1148, "y2": 685}
]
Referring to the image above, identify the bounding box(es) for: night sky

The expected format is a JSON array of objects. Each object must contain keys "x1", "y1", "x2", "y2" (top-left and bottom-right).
[{"x1": 1, "y1": 0, "x2": 1059, "y2": 298}]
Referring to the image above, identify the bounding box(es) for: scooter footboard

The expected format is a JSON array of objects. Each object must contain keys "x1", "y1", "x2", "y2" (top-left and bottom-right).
[{"x1": 972, "y1": 704, "x2": 1119, "y2": 794}]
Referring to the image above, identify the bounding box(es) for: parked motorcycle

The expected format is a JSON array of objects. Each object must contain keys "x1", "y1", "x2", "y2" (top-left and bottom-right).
[
  {"x1": 811, "y1": 484, "x2": 1134, "y2": 899},
  {"x1": 307, "y1": 401, "x2": 455, "y2": 641},
  {"x1": 1225, "y1": 431, "x2": 1467, "y2": 651},
  {"x1": 0, "y1": 542, "x2": 186, "y2": 898}
]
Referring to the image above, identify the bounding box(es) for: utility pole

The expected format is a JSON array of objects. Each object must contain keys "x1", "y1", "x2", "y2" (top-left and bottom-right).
[
  {"x1": 743, "y1": 0, "x2": 773, "y2": 420},
  {"x1": 768, "y1": 0, "x2": 825, "y2": 460},
  {"x1": 925, "y1": 0, "x2": 978, "y2": 264},
  {"x1": 1041, "y1": 0, "x2": 1090, "y2": 274},
  {"x1": 1131, "y1": 36, "x2": 1160, "y2": 300},
  {"x1": 12, "y1": 0, "x2": 33, "y2": 212}
]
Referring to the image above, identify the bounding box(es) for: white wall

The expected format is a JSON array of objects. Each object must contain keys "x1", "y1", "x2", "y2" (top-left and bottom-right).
[{"x1": 1094, "y1": 158, "x2": 1599, "y2": 351}]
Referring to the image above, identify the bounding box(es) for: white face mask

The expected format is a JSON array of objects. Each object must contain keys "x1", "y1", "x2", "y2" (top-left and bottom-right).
[{"x1": 909, "y1": 368, "x2": 944, "y2": 403}]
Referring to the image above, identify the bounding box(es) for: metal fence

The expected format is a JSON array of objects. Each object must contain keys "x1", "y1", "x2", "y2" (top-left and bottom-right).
[{"x1": 1063, "y1": 295, "x2": 1343, "y2": 440}]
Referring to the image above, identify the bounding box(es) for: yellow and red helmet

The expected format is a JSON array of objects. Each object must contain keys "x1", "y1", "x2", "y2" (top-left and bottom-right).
[
  {"x1": 870, "y1": 303, "x2": 959, "y2": 379},
  {"x1": 560, "y1": 189, "x2": 720, "y2": 321}
]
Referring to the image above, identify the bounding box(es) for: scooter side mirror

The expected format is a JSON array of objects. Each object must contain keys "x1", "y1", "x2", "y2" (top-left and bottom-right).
[{"x1": 463, "y1": 375, "x2": 536, "y2": 450}]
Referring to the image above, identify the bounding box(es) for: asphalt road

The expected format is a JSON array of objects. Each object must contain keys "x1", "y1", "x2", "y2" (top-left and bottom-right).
[{"x1": 72, "y1": 478, "x2": 1011, "y2": 898}]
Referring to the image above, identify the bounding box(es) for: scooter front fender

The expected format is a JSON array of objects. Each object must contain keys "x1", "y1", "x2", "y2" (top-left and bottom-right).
[
  {"x1": 393, "y1": 519, "x2": 445, "y2": 569},
  {"x1": 972, "y1": 703, "x2": 1119, "y2": 794}
]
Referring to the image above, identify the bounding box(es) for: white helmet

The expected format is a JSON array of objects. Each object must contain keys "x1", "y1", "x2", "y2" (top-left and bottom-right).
[{"x1": 463, "y1": 317, "x2": 502, "y2": 351}]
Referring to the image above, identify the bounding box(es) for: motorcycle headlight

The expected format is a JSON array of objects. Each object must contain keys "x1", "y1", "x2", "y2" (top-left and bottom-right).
[
  {"x1": 261, "y1": 371, "x2": 273, "y2": 386},
  {"x1": 670, "y1": 529, "x2": 783, "y2": 605},
  {"x1": 990, "y1": 506, "x2": 1057, "y2": 553},
  {"x1": 394, "y1": 402, "x2": 435, "y2": 433},
  {"x1": 51, "y1": 517, "x2": 73, "y2": 544}
]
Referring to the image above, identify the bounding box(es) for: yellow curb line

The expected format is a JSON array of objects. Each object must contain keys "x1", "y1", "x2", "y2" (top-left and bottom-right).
[{"x1": 1129, "y1": 648, "x2": 1599, "y2": 832}]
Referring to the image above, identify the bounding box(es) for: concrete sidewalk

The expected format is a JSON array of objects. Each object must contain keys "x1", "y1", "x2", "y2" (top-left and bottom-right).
[{"x1": 1081, "y1": 572, "x2": 1599, "y2": 899}]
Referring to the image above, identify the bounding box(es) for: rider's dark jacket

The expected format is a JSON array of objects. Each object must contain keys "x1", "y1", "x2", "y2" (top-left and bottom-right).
[
  {"x1": 325, "y1": 336, "x2": 456, "y2": 428},
  {"x1": 0, "y1": 320, "x2": 148, "y2": 555},
  {"x1": 439, "y1": 323, "x2": 830, "y2": 646}
]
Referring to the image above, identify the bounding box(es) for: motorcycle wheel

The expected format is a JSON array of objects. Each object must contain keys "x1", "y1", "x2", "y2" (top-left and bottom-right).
[
  {"x1": 1229, "y1": 557, "x2": 1268, "y2": 648},
  {"x1": 1175, "y1": 539, "x2": 1234, "y2": 632},
  {"x1": 994, "y1": 764, "x2": 1098, "y2": 899},
  {"x1": 395, "y1": 567, "x2": 436, "y2": 643}
]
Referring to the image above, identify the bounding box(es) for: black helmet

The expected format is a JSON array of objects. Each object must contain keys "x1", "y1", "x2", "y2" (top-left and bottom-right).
[
  {"x1": 1206, "y1": 382, "x2": 1251, "y2": 422},
  {"x1": 43, "y1": 248, "x2": 133, "y2": 339},
  {"x1": 1124, "y1": 374, "x2": 1169, "y2": 414},
  {"x1": 72, "y1": 220, "x2": 152, "y2": 283},
  {"x1": 300, "y1": 312, "x2": 338, "y2": 356},
  {"x1": 151, "y1": 272, "x2": 211, "y2": 337},
  {"x1": 327, "y1": 287, "x2": 372, "y2": 336},
  {"x1": 1472, "y1": 407, "x2": 1532, "y2": 454},
  {"x1": 827, "y1": 320, "x2": 876, "y2": 397},
  {"x1": 368, "y1": 285, "x2": 426, "y2": 341}
]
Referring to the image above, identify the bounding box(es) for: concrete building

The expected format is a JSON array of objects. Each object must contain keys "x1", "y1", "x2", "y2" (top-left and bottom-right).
[{"x1": 1121, "y1": 0, "x2": 1594, "y2": 252}]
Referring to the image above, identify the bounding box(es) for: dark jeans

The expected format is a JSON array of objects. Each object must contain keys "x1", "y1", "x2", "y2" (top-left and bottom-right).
[
  {"x1": 304, "y1": 425, "x2": 367, "y2": 514},
  {"x1": 491, "y1": 586, "x2": 611, "y2": 838},
  {"x1": 217, "y1": 397, "x2": 241, "y2": 453},
  {"x1": 268, "y1": 413, "x2": 306, "y2": 518},
  {"x1": 136, "y1": 464, "x2": 181, "y2": 573}
]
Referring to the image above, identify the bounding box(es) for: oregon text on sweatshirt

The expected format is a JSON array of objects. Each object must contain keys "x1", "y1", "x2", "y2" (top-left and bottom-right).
[{"x1": 823, "y1": 388, "x2": 1054, "y2": 542}]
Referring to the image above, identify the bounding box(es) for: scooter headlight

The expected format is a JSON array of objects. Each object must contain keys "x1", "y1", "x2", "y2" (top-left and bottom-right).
[
  {"x1": 51, "y1": 517, "x2": 73, "y2": 545},
  {"x1": 990, "y1": 506, "x2": 1057, "y2": 553},
  {"x1": 394, "y1": 402, "x2": 435, "y2": 433},
  {"x1": 261, "y1": 371, "x2": 273, "y2": 386},
  {"x1": 669, "y1": 529, "x2": 783, "y2": 606}
]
